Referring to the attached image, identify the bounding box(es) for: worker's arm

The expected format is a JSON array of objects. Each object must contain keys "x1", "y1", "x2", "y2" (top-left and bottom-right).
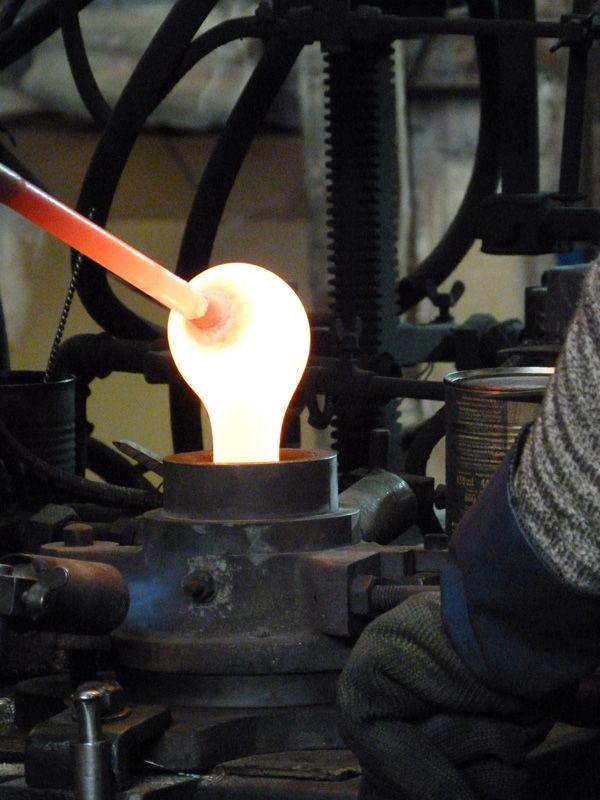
[
  {"x1": 444, "y1": 261, "x2": 600, "y2": 698},
  {"x1": 338, "y1": 262, "x2": 600, "y2": 800}
]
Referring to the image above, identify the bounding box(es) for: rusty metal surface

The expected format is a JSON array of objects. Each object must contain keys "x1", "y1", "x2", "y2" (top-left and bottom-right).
[
  {"x1": 218, "y1": 749, "x2": 360, "y2": 781},
  {"x1": 194, "y1": 775, "x2": 362, "y2": 799},
  {"x1": 144, "y1": 705, "x2": 343, "y2": 773},
  {"x1": 0, "y1": 555, "x2": 129, "y2": 636}
]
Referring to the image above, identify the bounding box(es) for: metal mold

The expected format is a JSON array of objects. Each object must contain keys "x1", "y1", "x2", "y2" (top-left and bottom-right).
[{"x1": 162, "y1": 449, "x2": 339, "y2": 519}]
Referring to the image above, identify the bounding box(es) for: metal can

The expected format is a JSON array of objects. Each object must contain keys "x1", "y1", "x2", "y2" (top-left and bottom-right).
[
  {"x1": 444, "y1": 367, "x2": 553, "y2": 536},
  {"x1": 0, "y1": 370, "x2": 76, "y2": 502}
]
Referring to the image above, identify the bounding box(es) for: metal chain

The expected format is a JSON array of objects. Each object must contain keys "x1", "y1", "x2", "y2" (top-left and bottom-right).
[{"x1": 44, "y1": 208, "x2": 95, "y2": 382}]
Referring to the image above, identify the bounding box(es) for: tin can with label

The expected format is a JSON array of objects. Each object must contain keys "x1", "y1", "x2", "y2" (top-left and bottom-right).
[{"x1": 444, "y1": 367, "x2": 553, "y2": 536}]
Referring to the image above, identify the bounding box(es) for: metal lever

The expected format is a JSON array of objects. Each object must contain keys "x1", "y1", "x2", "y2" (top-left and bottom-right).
[{"x1": 72, "y1": 686, "x2": 113, "y2": 800}]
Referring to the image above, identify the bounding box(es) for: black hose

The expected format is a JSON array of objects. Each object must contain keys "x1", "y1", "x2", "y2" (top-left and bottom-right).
[
  {"x1": 52, "y1": 333, "x2": 161, "y2": 383},
  {"x1": 0, "y1": 0, "x2": 27, "y2": 35},
  {"x1": 59, "y1": 0, "x2": 111, "y2": 128},
  {"x1": 73, "y1": 15, "x2": 278, "y2": 333},
  {"x1": 176, "y1": 35, "x2": 303, "y2": 278},
  {"x1": 358, "y1": 14, "x2": 561, "y2": 40},
  {"x1": 74, "y1": 0, "x2": 221, "y2": 340},
  {"x1": 397, "y1": 0, "x2": 501, "y2": 312},
  {"x1": 497, "y1": 0, "x2": 538, "y2": 193},
  {"x1": 558, "y1": 0, "x2": 592, "y2": 196},
  {"x1": 0, "y1": 416, "x2": 161, "y2": 508},
  {"x1": 0, "y1": 144, "x2": 46, "y2": 189},
  {"x1": 173, "y1": 16, "x2": 265, "y2": 94},
  {"x1": 0, "y1": 0, "x2": 94, "y2": 70},
  {"x1": 403, "y1": 406, "x2": 446, "y2": 475}
]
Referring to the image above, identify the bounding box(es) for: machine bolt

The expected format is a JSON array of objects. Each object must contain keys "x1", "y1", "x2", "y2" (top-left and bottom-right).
[
  {"x1": 349, "y1": 574, "x2": 377, "y2": 616},
  {"x1": 181, "y1": 570, "x2": 216, "y2": 603},
  {"x1": 73, "y1": 679, "x2": 130, "y2": 721},
  {"x1": 63, "y1": 522, "x2": 94, "y2": 547}
]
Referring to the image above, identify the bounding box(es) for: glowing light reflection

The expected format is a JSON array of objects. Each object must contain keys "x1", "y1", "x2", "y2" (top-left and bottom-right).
[{"x1": 168, "y1": 262, "x2": 310, "y2": 464}]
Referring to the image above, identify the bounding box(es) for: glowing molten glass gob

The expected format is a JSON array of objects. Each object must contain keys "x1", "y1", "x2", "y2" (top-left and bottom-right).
[{"x1": 167, "y1": 263, "x2": 310, "y2": 464}]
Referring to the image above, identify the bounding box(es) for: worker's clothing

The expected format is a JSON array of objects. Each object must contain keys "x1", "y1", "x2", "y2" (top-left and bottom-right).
[
  {"x1": 337, "y1": 592, "x2": 554, "y2": 800},
  {"x1": 338, "y1": 262, "x2": 600, "y2": 798},
  {"x1": 443, "y1": 432, "x2": 600, "y2": 701},
  {"x1": 514, "y1": 263, "x2": 600, "y2": 593}
]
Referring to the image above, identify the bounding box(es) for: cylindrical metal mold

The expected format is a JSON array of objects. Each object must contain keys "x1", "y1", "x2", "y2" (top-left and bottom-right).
[
  {"x1": 162, "y1": 449, "x2": 338, "y2": 519},
  {"x1": 109, "y1": 449, "x2": 357, "y2": 689},
  {"x1": 0, "y1": 371, "x2": 76, "y2": 500},
  {"x1": 444, "y1": 367, "x2": 553, "y2": 536}
]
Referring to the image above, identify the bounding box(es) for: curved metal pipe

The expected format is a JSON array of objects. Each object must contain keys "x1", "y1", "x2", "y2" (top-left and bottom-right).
[
  {"x1": 74, "y1": 0, "x2": 221, "y2": 340},
  {"x1": 175, "y1": 35, "x2": 303, "y2": 277},
  {"x1": 59, "y1": 0, "x2": 111, "y2": 127},
  {"x1": 398, "y1": 0, "x2": 501, "y2": 312}
]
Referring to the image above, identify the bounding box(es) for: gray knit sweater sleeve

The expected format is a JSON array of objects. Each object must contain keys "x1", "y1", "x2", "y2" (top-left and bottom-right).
[{"x1": 513, "y1": 260, "x2": 600, "y2": 593}]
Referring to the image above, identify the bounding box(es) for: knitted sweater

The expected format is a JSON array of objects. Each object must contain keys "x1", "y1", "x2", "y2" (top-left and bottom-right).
[{"x1": 514, "y1": 261, "x2": 600, "y2": 593}]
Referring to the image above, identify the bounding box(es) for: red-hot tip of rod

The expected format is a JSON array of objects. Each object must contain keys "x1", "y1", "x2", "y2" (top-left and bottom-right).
[{"x1": 0, "y1": 162, "x2": 211, "y2": 322}]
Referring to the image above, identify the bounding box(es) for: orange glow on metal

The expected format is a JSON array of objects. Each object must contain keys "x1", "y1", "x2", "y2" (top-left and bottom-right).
[{"x1": 168, "y1": 263, "x2": 310, "y2": 464}]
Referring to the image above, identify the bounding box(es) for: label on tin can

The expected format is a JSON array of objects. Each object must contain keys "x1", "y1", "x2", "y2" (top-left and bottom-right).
[{"x1": 444, "y1": 368, "x2": 552, "y2": 536}]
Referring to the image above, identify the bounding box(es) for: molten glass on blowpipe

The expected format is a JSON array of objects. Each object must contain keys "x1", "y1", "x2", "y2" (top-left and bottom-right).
[{"x1": 0, "y1": 164, "x2": 311, "y2": 464}]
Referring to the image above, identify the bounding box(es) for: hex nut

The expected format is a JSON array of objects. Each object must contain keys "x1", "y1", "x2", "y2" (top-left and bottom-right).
[{"x1": 349, "y1": 574, "x2": 377, "y2": 616}]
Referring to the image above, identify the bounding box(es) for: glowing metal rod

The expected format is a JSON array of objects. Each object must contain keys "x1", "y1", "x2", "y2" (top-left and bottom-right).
[{"x1": 0, "y1": 162, "x2": 208, "y2": 321}]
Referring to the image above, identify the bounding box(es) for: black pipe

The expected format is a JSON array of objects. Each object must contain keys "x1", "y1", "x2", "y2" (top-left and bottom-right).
[
  {"x1": 398, "y1": 0, "x2": 501, "y2": 312},
  {"x1": 0, "y1": 415, "x2": 161, "y2": 508},
  {"x1": 352, "y1": 14, "x2": 562, "y2": 41},
  {"x1": 59, "y1": 0, "x2": 111, "y2": 128},
  {"x1": 558, "y1": 0, "x2": 593, "y2": 196},
  {"x1": 0, "y1": 0, "x2": 94, "y2": 70},
  {"x1": 175, "y1": 35, "x2": 303, "y2": 277},
  {"x1": 52, "y1": 333, "x2": 160, "y2": 382},
  {"x1": 74, "y1": 0, "x2": 221, "y2": 340},
  {"x1": 0, "y1": 144, "x2": 46, "y2": 189},
  {"x1": 497, "y1": 0, "x2": 539, "y2": 193},
  {"x1": 71, "y1": 15, "x2": 267, "y2": 340},
  {"x1": 173, "y1": 17, "x2": 266, "y2": 92},
  {"x1": 0, "y1": 0, "x2": 27, "y2": 35},
  {"x1": 403, "y1": 406, "x2": 446, "y2": 475},
  {"x1": 306, "y1": 365, "x2": 445, "y2": 403}
]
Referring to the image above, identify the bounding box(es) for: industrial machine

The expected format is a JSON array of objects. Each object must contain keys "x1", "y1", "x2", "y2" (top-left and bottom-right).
[{"x1": 0, "y1": 1, "x2": 599, "y2": 797}]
